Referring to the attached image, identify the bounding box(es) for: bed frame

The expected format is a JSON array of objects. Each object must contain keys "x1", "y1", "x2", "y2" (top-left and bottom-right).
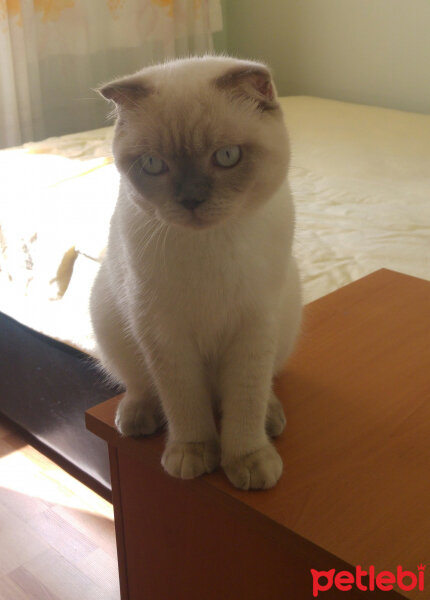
[{"x1": 0, "y1": 311, "x2": 119, "y2": 500}]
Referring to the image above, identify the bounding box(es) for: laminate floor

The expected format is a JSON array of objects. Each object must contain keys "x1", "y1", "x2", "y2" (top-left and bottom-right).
[{"x1": 0, "y1": 417, "x2": 119, "y2": 600}]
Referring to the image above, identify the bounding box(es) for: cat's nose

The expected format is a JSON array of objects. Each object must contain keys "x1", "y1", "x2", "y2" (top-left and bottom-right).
[{"x1": 180, "y1": 197, "x2": 205, "y2": 211}]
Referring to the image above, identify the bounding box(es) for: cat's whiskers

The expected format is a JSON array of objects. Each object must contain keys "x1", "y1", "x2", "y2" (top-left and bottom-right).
[
  {"x1": 153, "y1": 222, "x2": 166, "y2": 258},
  {"x1": 157, "y1": 222, "x2": 175, "y2": 271},
  {"x1": 160, "y1": 223, "x2": 172, "y2": 272},
  {"x1": 130, "y1": 218, "x2": 157, "y2": 264},
  {"x1": 140, "y1": 220, "x2": 166, "y2": 261},
  {"x1": 126, "y1": 156, "x2": 143, "y2": 177}
]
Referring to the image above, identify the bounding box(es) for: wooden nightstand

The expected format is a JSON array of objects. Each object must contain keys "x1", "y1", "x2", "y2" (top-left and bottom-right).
[{"x1": 86, "y1": 269, "x2": 430, "y2": 600}]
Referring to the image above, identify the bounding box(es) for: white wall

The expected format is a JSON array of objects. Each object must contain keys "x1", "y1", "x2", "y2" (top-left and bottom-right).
[{"x1": 224, "y1": 0, "x2": 430, "y2": 114}]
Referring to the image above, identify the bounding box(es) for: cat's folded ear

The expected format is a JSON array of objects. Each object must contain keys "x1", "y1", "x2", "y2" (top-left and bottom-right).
[
  {"x1": 215, "y1": 63, "x2": 279, "y2": 111},
  {"x1": 97, "y1": 75, "x2": 153, "y2": 109}
]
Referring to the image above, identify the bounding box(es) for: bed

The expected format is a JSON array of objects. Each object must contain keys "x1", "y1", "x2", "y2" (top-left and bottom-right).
[{"x1": 1, "y1": 96, "x2": 429, "y2": 496}]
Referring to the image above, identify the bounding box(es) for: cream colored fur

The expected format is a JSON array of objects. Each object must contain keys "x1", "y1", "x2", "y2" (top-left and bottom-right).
[{"x1": 90, "y1": 56, "x2": 302, "y2": 490}]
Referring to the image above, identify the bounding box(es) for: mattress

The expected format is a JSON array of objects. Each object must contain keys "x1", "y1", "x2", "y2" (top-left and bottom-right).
[{"x1": 1, "y1": 96, "x2": 429, "y2": 354}]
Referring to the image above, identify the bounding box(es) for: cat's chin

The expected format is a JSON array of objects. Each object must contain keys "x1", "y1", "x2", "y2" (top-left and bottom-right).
[
  {"x1": 186, "y1": 213, "x2": 219, "y2": 230},
  {"x1": 157, "y1": 210, "x2": 227, "y2": 230},
  {"x1": 175, "y1": 218, "x2": 218, "y2": 231}
]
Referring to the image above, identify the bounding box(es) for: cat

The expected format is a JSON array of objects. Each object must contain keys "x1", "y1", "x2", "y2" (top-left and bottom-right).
[{"x1": 90, "y1": 56, "x2": 302, "y2": 490}]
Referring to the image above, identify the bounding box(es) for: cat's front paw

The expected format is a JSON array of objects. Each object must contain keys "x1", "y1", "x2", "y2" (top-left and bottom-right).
[
  {"x1": 265, "y1": 392, "x2": 287, "y2": 438},
  {"x1": 223, "y1": 443, "x2": 283, "y2": 490},
  {"x1": 161, "y1": 440, "x2": 221, "y2": 479},
  {"x1": 115, "y1": 394, "x2": 165, "y2": 437}
]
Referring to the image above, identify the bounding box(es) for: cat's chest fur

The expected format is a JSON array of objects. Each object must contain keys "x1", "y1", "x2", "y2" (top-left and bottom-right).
[{"x1": 113, "y1": 184, "x2": 293, "y2": 357}]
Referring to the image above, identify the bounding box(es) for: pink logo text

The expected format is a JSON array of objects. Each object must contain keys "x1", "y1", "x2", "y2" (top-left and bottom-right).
[{"x1": 311, "y1": 564, "x2": 426, "y2": 597}]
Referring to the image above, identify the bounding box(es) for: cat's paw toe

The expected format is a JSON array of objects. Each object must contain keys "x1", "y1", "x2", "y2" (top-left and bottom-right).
[
  {"x1": 161, "y1": 440, "x2": 221, "y2": 479},
  {"x1": 115, "y1": 396, "x2": 165, "y2": 437},
  {"x1": 223, "y1": 444, "x2": 283, "y2": 490},
  {"x1": 265, "y1": 392, "x2": 287, "y2": 438}
]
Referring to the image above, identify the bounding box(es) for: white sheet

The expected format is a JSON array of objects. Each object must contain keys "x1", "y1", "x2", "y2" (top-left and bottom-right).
[
  {"x1": 1, "y1": 97, "x2": 429, "y2": 353},
  {"x1": 0, "y1": 128, "x2": 117, "y2": 352}
]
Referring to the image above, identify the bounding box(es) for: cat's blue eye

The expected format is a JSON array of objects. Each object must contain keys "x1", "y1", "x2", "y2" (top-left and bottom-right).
[
  {"x1": 213, "y1": 145, "x2": 241, "y2": 168},
  {"x1": 141, "y1": 155, "x2": 168, "y2": 175}
]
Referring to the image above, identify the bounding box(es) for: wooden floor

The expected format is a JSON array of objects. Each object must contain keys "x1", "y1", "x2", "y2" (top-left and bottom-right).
[{"x1": 0, "y1": 417, "x2": 120, "y2": 600}]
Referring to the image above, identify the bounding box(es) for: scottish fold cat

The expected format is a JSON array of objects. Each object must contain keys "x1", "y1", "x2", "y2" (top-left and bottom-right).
[{"x1": 90, "y1": 56, "x2": 302, "y2": 490}]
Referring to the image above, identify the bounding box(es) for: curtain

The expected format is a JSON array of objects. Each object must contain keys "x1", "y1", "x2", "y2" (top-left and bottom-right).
[{"x1": 0, "y1": 0, "x2": 223, "y2": 148}]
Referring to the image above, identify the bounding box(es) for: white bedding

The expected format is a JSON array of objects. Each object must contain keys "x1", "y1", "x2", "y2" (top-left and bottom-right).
[
  {"x1": 285, "y1": 97, "x2": 430, "y2": 302},
  {"x1": 1, "y1": 96, "x2": 429, "y2": 354}
]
